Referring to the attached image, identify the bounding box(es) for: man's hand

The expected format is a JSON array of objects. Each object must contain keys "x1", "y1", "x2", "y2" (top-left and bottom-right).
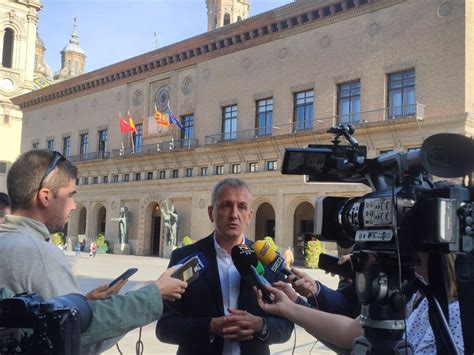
[
  {"x1": 155, "y1": 266, "x2": 187, "y2": 301},
  {"x1": 85, "y1": 279, "x2": 126, "y2": 300},
  {"x1": 209, "y1": 310, "x2": 263, "y2": 342},
  {"x1": 287, "y1": 268, "x2": 317, "y2": 298},
  {"x1": 223, "y1": 309, "x2": 263, "y2": 341}
]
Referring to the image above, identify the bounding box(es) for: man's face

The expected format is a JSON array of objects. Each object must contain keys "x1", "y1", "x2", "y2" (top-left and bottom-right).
[
  {"x1": 208, "y1": 185, "x2": 253, "y2": 242},
  {"x1": 45, "y1": 178, "x2": 76, "y2": 233}
]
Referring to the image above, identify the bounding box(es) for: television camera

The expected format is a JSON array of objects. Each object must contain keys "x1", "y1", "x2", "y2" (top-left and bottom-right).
[
  {"x1": 0, "y1": 291, "x2": 91, "y2": 355},
  {"x1": 282, "y1": 124, "x2": 474, "y2": 354}
]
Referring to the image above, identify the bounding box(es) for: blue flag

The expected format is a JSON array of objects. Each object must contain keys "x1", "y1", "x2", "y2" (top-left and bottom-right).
[{"x1": 168, "y1": 104, "x2": 184, "y2": 129}]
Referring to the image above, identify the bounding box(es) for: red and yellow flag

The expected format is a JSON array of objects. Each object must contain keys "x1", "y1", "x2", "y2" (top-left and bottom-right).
[
  {"x1": 155, "y1": 110, "x2": 170, "y2": 128},
  {"x1": 119, "y1": 113, "x2": 135, "y2": 133},
  {"x1": 127, "y1": 110, "x2": 137, "y2": 133}
]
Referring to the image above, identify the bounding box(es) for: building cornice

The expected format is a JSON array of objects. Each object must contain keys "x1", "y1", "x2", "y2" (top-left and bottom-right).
[{"x1": 13, "y1": 0, "x2": 401, "y2": 111}]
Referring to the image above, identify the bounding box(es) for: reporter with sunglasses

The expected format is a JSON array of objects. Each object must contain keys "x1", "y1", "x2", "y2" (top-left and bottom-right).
[{"x1": 0, "y1": 150, "x2": 187, "y2": 353}]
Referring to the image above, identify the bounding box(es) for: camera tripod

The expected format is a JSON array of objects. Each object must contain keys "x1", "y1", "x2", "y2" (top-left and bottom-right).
[{"x1": 350, "y1": 252, "x2": 459, "y2": 355}]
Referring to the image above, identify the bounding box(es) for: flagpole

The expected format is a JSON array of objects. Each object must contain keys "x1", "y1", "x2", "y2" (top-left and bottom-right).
[{"x1": 130, "y1": 132, "x2": 135, "y2": 154}]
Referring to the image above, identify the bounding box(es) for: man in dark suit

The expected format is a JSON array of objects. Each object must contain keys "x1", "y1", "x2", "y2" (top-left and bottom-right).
[{"x1": 156, "y1": 178, "x2": 293, "y2": 355}]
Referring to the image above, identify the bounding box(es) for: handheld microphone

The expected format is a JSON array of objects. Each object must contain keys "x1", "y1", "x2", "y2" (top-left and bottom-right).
[
  {"x1": 176, "y1": 252, "x2": 208, "y2": 273},
  {"x1": 231, "y1": 245, "x2": 273, "y2": 303},
  {"x1": 252, "y1": 240, "x2": 297, "y2": 279}
]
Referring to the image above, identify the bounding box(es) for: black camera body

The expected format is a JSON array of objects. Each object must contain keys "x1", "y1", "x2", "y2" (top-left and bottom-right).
[
  {"x1": 0, "y1": 292, "x2": 91, "y2": 355},
  {"x1": 282, "y1": 125, "x2": 474, "y2": 259}
]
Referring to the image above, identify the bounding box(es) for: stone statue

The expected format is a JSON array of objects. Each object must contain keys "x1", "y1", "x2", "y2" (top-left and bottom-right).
[
  {"x1": 111, "y1": 206, "x2": 130, "y2": 244},
  {"x1": 161, "y1": 200, "x2": 178, "y2": 246}
]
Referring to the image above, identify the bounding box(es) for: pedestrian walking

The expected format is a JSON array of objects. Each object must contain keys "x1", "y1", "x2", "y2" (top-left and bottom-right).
[{"x1": 90, "y1": 241, "x2": 97, "y2": 258}]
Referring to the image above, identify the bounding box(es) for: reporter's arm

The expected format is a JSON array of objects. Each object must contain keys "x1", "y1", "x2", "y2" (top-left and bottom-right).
[{"x1": 81, "y1": 283, "x2": 163, "y2": 346}]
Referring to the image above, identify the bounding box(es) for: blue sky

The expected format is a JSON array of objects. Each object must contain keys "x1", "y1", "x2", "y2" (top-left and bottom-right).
[{"x1": 39, "y1": 0, "x2": 292, "y2": 74}]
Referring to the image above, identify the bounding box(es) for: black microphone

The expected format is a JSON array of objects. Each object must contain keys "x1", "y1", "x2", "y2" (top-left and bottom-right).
[{"x1": 231, "y1": 245, "x2": 273, "y2": 303}]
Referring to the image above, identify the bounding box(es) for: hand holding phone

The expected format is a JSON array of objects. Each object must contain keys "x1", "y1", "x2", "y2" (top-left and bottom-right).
[
  {"x1": 109, "y1": 267, "x2": 138, "y2": 288},
  {"x1": 171, "y1": 256, "x2": 200, "y2": 284}
]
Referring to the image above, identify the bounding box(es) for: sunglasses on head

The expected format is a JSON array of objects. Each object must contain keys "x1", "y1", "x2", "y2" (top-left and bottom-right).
[{"x1": 38, "y1": 151, "x2": 67, "y2": 192}]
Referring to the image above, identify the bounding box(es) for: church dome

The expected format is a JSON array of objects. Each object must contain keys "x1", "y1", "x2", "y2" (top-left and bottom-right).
[{"x1": 62, "y1": 18, "x2": 85, "y2": 56}]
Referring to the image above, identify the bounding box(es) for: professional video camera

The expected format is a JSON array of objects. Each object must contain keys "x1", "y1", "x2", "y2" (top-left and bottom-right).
[
  {"x1": 282, "y1": 125, "x2": 474, "y2": 354},
  {"x1": 0, "y1": 292, "x2": 91, "y2": 355}
]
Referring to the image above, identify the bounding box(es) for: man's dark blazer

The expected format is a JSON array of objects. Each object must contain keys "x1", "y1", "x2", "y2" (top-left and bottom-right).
[{"x1": 156, "y1": 234, "x2": 294, "y2": 355}]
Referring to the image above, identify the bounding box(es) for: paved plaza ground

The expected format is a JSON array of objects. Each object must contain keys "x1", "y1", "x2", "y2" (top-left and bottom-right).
[{"x1": 66, "y1": 251, "x2": 340, "y2": 355}]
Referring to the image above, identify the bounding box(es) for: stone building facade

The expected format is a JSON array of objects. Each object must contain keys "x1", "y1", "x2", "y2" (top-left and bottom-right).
[{"x1": 13, "y1": 0, "x2": 474, "y2": 258}]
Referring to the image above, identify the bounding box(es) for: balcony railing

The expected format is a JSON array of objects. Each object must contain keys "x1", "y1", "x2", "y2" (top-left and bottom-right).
[
  {"x1": 204, "y1": 103, "x2": 425, "y2": 145},
  {"x1": 69, "y1": 151, "x2": 110, "y2": 163},
  {"x1": 69, "y1": 104, "x2": 425, "y2": 162},
  {"x1": 111, "y1": 138, "x2": 198, "y2": 158}
]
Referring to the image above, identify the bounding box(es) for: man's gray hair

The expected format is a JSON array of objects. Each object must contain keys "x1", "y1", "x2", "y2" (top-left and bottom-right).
[{"x1": 211, "y1": 178, "x2": 252, "y2": 207}]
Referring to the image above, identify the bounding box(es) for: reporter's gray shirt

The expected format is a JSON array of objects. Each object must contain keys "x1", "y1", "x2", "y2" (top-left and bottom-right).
[{"x1": 0, "y1": 215, "x2": 163, "y2": 351}]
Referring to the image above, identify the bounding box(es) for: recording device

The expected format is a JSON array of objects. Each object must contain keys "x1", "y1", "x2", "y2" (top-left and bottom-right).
[
  {"x1": 252, "y1": 240, "x2": 298, "y2": 279},
  {"x1": 231, "y1": 245, "x2": 273, "y2": 303},
  {"x1": 108, "y1": 267, "x2": 138, "y2": 288},
  {"x1": 171, "y1": 256, "x2": 201, "y2": 284},
  {"x1": 0, "y1": 292, "x2": 92, "y2": 355},
  {"x1": 317, "y1": 253, "x2": 355, "y2": 280},
  {"x1": 282, "y1": 124, "x2": 474, "y2": 354}
]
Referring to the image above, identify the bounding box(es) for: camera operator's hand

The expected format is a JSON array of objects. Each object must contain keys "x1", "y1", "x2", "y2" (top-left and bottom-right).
[
  {"x1": 273, "y1": 281, "x2": 299, "y2": 302},
  {"x1": 86, "y1": 279, "x2": 126, "y2": 300},
  {"x1": 287, "y1": 268, "x2": 317, "y2": 298},
  {"x1": 155, "y1": 266, "x2": 187, "y2": 301}
]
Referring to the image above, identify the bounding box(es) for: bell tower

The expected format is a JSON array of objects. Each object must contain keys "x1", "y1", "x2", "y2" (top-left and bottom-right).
[
  {"x1": 206, "y1": 0, "x2": 250, "y2": 31},
  {"x1": 54, "y1": 17, "x2": 86, "y2": 81},
  {"x1": 0, "y1": 0, "x2": 42, "y2": 192}
]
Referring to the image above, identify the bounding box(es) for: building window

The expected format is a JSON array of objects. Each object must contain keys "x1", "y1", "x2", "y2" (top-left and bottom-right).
[
  {"x1": 200, "y1": 167, "x2": 208, "y2": 176},
  {"x1": 80, "y1": 133, "x2": 89, "y2": 157},
  {"x1": 93, "y1": 176, "x2": 98, "y2": 184},
  {"x1": 3, "y1": 115, "x2": 9, "y2": 124},
  {"x1": 379, "y1": 149, "x2": 394, "y2": 155},
  {"x1": 294, "y1": 90, "x2": 314, "y2": 131},
  {"x1": 186, "y1": 168, "x2": 193, "y2": 177},
  {"x1": 159, "y1": 170, "x2": 166, "y2": 179},
  {"x1": 32, "y1": 142, "x2": 39, "y2": 150},
  {"x1": 67, "y1": 60, "x2": 71, "y2": 75},
  {"x1": 76, "y1": 178, "x2": 80, "y2": 186},
  {"x1": 134, "y1": 124, "x2": 143, "y2": 153},
  {"x1": 112, "y1": 174, "x2": 119, "y2": 183},
  {"x1": 180, "y1": 114, "x2": 194, "y2": 146},
  {"x1": 2, "y1": 28, "x2": 14, "y2": 68},
  {"x1": 0, "y1": 162, "x2": 7, "y2": 174},
  {"x1": 74, "y1": 61, "x2": 79, "y2": 76},
  {"x1": 172, "y1": 169, "x2": 179, "y2": 178},
  {"x1": 223, "y1": 105, "x2": 238, "y2": 140},
  {"x1": 135, "y1": 173, "x2": 141, "y2": 181},
  {"x1": 62, "y1": 136, "x2": 71, "y2": 157},
  {"x1": 98, "y1": 129, "x2": 108, "y2": 154},
  {"x1": 337, "y1": 81, "x2": 360, "y2": 124},
  {"x1": 124, "y1": 174, "x2": 129, "y2": 182},
  {"x1": 83, "y1": 177, "x2": 89, "y2": 185},
  {"x1": 249, "y1": 162, "x2": 258, "y2": 172},
  {"x1": 266, "y1": 160, "x2": 278, "y2": 171},
  {"x1": 47, "y1": 139, "x2": 55, "y2": 150},
  {"x1": 388, "y1": 69, "x2": 416, "y2": 118},
  {"x1": 147, "y1": 171, "x2": 153, "y2": 180},
  {"x1": 103, "y1": 175, "x2": 109, "y2": 183},
  {"x1": 224, "y1": 13, "x2": 231, "y2": 25},
  {"x1": 256, "y1": 98, "x2": 273, "y2": 136},
  {"x1": 215, "y1": 165, "x2": 224, "y2": 175},
  {"x1": 232, "y1": 164, "x2": 241, "y2": 174}
]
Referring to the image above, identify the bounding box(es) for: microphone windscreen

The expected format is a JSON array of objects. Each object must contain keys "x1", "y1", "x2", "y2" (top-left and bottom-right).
[
  {"x1": 252, "y1": 240, "x2": 278, "y2": 265},
  {"x1": 176, "y1": 252, "x2": 208, "y2": 272},
  {"x1": 231, "y1": 244, "x2": 258, "y2": 276},
  {"x1": 255, "y1": 261, "x2": 265, "y2": 276}
]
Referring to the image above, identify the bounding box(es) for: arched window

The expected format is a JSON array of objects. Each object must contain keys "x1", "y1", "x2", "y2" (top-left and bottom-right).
[
  {"x1": 237, "y1": 16, "x2": 242, "y2": 21},
  {"x1": 74, "y1": 61, "x2": 78, "y2": 76},
  {"x1": 2, "y1": 28, "x2": 14, "y2": 68},
  {"x1": 223, "y1": 13, "x2": 231, "y2": 25}
]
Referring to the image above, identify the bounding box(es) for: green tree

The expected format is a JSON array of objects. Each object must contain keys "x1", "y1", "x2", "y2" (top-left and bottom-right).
[
  {"x1": 181, "y1": 236, "x2": 194, "y2": 246},
  {"x1": 51, "y1": 232, "x2": 64, "y2": 246},
  {"x1": 304, "y1": 240, "x2": 324, "y2": 269}
]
